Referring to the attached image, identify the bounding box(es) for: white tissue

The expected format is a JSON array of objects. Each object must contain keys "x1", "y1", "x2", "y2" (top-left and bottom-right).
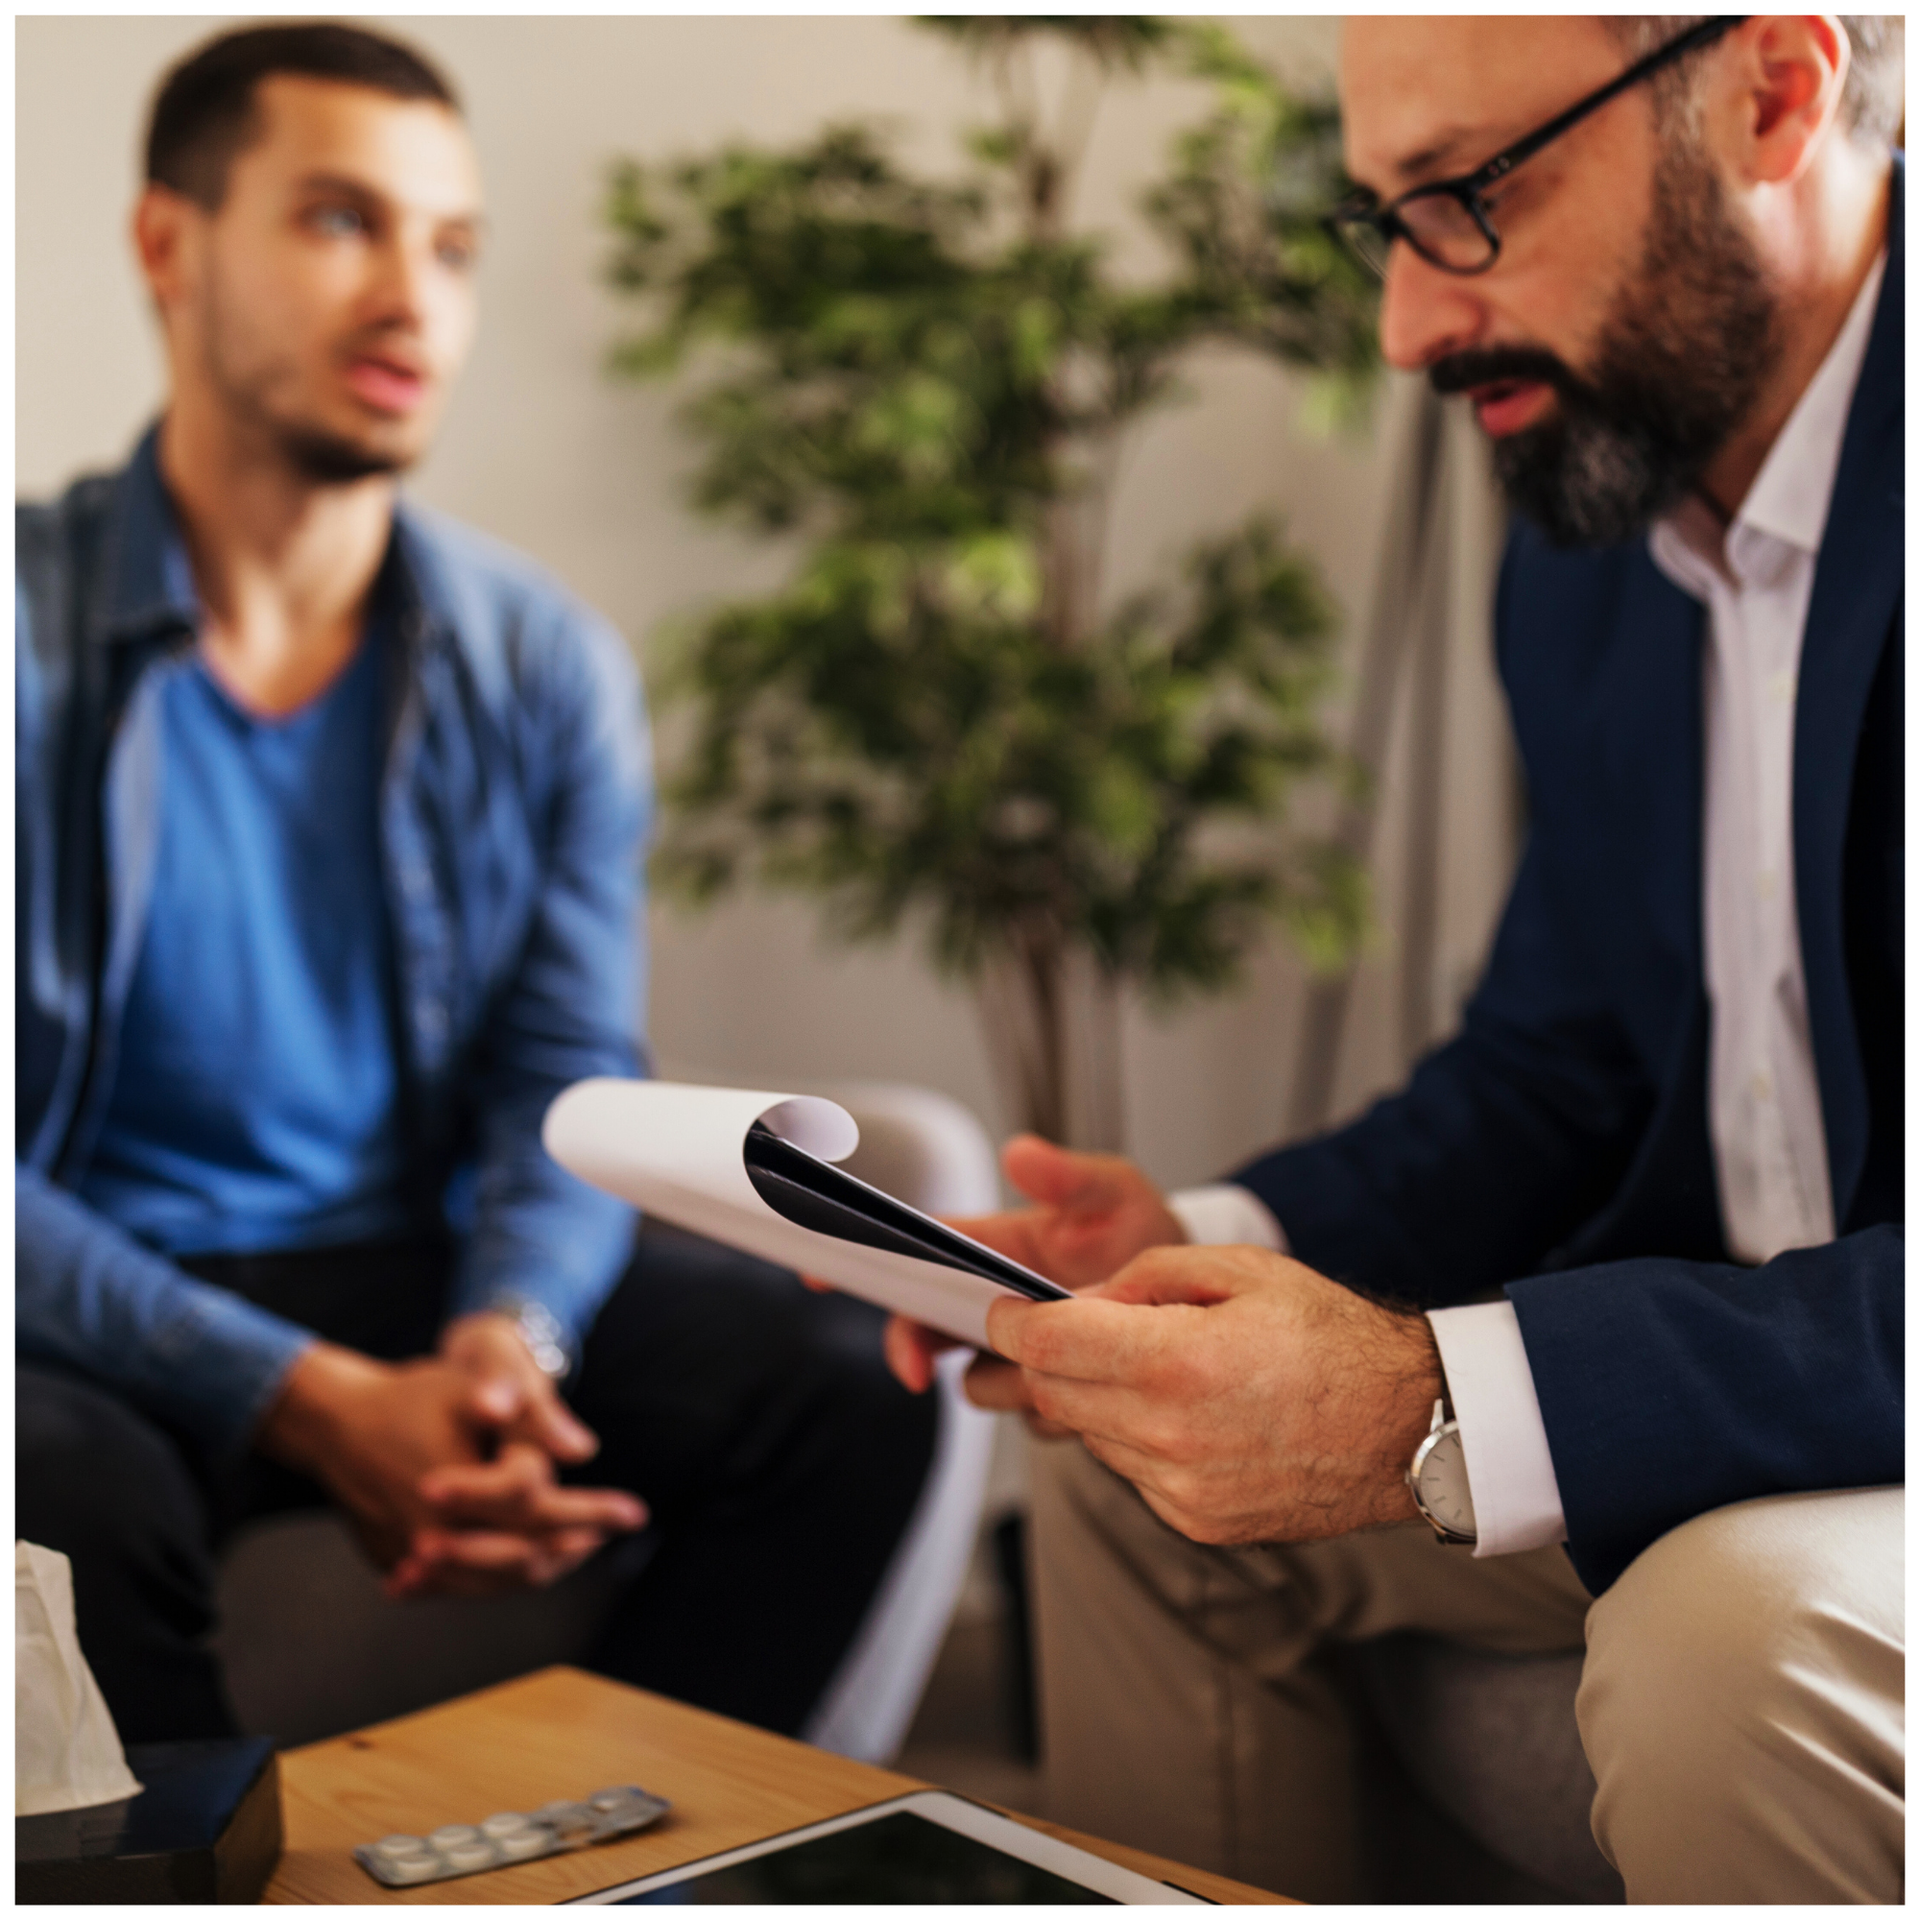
[{"x1": 16, "y1": 1541, "x2": 143, "y2": 1816}]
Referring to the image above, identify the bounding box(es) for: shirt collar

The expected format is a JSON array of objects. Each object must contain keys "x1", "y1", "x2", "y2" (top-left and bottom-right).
[
  {"x1": 1738, "y1": 248, "x2": 1886, "y2": 556},
  {"x1": 101, "y1": 419, "x2": 411, "y2": 648},
  {"x1": 100, "y1": 423, "x2": 202, "y2": 642},
  {"x1": 1649, "y1": 249, "x2": 1887, "y2": 596}
]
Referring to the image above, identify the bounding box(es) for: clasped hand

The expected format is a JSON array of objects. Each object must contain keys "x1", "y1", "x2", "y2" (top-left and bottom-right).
[
  {"x1": 257, "y1": 1312, "x2": 645, "y2": 1599},
  {"x1": 886, "y1": 1135, "x2": 1439, "y2": 1546}
]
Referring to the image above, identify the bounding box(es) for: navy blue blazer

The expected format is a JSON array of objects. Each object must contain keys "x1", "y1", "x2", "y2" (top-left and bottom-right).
[{"x1": 1236, "y1": 166, "x2": 1903, "y2": 1595}]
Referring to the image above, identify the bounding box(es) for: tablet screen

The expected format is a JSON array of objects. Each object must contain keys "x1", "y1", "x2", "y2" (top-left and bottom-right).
[{"x1": 608, "y1": 1809, "x2": 1116, "y2": 1904}]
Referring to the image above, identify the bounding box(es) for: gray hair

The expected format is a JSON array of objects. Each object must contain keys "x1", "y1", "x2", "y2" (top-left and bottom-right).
[{"x1": 1604, "y1": 16, "x2": 1904, "y2": 148}]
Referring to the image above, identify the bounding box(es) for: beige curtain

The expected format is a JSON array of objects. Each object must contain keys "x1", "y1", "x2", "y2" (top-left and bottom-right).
[{"x1": 1287, "y1": 376, "x2": 1521, "y2": 1140}]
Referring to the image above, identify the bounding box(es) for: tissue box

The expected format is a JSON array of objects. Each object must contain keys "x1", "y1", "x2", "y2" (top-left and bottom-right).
[{"x1": 15, "y1": 1737, "x2": 281, "y2": 1904}]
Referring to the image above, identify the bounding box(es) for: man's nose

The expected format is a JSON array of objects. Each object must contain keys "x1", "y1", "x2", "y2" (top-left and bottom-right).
[
  {"x1": 1376, "y1": 242, "x2": 1484, "y2": 373},
  {"x1": 368, "y1": 229, "x2": 431, "y2": 330}
]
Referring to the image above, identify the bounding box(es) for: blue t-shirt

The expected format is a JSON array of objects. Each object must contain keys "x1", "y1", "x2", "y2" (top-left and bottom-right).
[{"x1": 80, "y1": 623, "x2": 416, "y2": 1255}]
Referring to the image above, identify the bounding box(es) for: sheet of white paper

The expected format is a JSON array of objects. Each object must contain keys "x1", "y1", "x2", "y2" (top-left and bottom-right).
[{"x1": 543, "y1": 1079, "x2": 1035, "y2": 1348}]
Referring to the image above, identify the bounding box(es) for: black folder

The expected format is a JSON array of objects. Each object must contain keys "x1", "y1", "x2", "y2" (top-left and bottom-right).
[{"x1": 742, "y1": 1122, "x2": 1071, "y2": 1305}]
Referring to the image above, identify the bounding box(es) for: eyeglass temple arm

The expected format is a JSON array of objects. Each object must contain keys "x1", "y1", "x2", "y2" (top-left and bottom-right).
[{"x1": 1471, "y1": 15, "x2": 1750, "y2": 189}]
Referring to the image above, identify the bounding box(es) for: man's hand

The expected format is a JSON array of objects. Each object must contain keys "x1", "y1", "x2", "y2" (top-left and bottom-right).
[
  {"x1": 388, "y1": 1311, "x2": 644, "y2": 1597},
  {"x1": 393, "y1": 1439, "x2": 646, "y2": 1598},
  {"x1": 950, "y1": 1135, "x2": 1189, "y2": 1287},
  {"x1": 256, "y1": 1314, "x2": 646, "y2": 1599},
  {"x1": 255, "y1": 1342, "x2": 495, "y2": 1571},
  {"x1": 982, "y1": 1244, "x2": 1443, "y2": 1547},
  {"x1": 884, "y1": 1135, "x2": 1186, "y2": 1417},
  {"x1": 436, "y1": 1311, "x2": 600, "y2": 1463}
]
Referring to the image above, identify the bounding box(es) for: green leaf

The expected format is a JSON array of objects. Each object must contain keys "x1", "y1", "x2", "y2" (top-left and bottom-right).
[{"x1": 607, "y1": 19, "x2": 1378, "y2": 998}]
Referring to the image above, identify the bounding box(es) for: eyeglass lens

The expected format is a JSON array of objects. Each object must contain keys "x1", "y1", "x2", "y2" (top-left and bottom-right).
[
  {"x1": 1396, "y1": 193, "x2": 1496, "y2": 272},
  {"x1": 1343, "y1": 192, "x2": 1497, "y2": 278},
  {"x1": 1343, "y1": 216, "x2": 1396, "y2": 278}
]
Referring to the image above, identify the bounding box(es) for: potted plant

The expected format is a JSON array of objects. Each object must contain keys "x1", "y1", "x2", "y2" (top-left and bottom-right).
[{"x1": 605, "y1": 16, "x2": 1378, "y2": 1148}]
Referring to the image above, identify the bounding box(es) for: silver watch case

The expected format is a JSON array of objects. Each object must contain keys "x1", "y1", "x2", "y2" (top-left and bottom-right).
[
  {"x1": 1407, "y1": 1398, "x2": 1477, "y2": 1545},
  {"x1": 491, "y1": 1297, "x2": 572, "y2": 1382}
]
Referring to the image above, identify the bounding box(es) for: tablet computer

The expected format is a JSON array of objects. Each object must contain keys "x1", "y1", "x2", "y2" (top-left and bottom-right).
[{"x1": 567, "y1": 1790, "x2": 1212, "y2": 1905}]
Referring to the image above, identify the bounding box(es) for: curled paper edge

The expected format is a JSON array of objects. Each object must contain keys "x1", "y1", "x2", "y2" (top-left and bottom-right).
[{"x1": 543, "y1": 1080, "x2": 1015, "y2": 1348}]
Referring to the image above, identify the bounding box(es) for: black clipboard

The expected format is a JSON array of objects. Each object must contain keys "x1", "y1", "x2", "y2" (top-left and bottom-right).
[{"x1": 742, "y1": 1122, "x2": 1071, "y2": 1305}]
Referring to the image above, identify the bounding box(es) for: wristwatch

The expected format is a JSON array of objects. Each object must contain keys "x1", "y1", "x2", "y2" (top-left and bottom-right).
[
  {"x1": 489, "y1": 1296, "x2": 573, "y2": 1382},
  {"x1": 1407, "y1": 1397, "x2": 1478, "y2": 1545}
]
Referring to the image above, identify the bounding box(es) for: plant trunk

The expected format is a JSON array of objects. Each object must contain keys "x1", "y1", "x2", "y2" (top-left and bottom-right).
[
  {"x1": 1067, "y1": 960, "x2": 1125, "y2": 1153},
  {"x1": 975, "y1": 936, "x2": 1125, "y2": 1151}
]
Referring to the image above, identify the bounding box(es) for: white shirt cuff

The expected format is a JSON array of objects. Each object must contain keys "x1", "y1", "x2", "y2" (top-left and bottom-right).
[
  {"x1": 1167, "y1": 1184, "x2": 1288, "y2": 1253},
  {"x1": 1427, "y1": 1300, "x2": 1567, "y2": 1557}
]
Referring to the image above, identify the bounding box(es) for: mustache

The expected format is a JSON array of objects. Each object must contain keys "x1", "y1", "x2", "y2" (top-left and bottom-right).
[
  {"x1": 1427, "y1": 346, "x2": 1583, "y2": 401},
  {"x1": 337, "y1": 329, "x2": 428, "y2": 374}
]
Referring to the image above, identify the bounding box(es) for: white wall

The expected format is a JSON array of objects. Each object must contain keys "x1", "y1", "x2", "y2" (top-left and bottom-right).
[{"x1": 16, "y1": 15, "x2": 1517, "y2": 1192}]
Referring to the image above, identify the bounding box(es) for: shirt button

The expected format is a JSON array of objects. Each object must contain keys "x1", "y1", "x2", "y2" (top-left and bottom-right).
[
  {"x1": 1751, "y1": 1068, "x2": 1774, "y2": 1103},
  {"x1": 1755, "y1": 869, "x2": 1778, "y2": 902},
  {"x1": 1767, "y1": 669, "x2": 1794, "y2": 705}
]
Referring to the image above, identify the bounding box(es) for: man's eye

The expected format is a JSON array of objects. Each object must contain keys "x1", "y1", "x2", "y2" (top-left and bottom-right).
[
  {"x1": 307, "y1": 204, "x2": 366, "y2": 239},
  {"x1": 437, "y1": 237, "x2": 477, "y2": 271}
]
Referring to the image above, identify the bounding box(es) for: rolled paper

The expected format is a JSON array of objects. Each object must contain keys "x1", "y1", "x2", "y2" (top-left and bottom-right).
[{"x1": 543, "y1": 1080, "x2": 1066, "y2": 1347}]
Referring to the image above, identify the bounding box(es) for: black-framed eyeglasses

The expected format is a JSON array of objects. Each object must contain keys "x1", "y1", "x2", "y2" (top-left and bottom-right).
[{"x1": 1326, "y1": 16, "x2": 1748, "y2": 279}]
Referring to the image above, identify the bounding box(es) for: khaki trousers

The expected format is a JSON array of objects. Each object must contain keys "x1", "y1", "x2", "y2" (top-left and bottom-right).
[{"x1": 1030, "y1": 1438, "x2": 1903, "y2": 1903}]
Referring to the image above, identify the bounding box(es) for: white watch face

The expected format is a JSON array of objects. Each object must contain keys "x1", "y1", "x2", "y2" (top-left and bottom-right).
[{"x1": 1417, "y1": 1427, "x2": 1478, "y2": 1537}]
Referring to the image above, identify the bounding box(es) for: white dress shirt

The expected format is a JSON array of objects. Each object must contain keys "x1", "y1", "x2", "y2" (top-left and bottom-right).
[{"x1": 1171, "y1": 249, "x2": 1887, "y2": 1556}]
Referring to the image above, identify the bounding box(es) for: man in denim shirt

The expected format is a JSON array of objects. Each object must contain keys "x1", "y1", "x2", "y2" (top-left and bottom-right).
[{"x1": 17, "y1": 22, "x2": 936, "y2": 1743}]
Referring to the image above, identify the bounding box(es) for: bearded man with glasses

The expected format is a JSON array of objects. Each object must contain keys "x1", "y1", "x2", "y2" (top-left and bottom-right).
[{"x1": 880, "y1": 15, "x2": 1904, "y2": 1901}]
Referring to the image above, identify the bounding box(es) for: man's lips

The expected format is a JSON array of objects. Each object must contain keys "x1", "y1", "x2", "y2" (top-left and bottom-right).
[
  {"x1": 343, "y1": 355, "x2": 428, "y2": 415},
  {"x1": 1467, "y1": 378, "x2": 1553, "y2": 438}
]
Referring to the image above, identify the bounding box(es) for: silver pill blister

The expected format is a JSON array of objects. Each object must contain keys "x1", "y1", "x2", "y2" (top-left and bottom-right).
[{"x1": 353, "y1": 1784, "x2": 671, "y2": 1887}]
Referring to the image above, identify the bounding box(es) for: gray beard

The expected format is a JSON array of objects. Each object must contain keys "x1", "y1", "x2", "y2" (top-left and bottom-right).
[{"x1": 1486, "y1": 144, "x2": 1779, "y2": 548}]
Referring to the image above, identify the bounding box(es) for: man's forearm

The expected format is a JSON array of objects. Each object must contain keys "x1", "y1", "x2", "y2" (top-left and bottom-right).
[
  {"x1": 1173, "y1": 1179, "x2": 1563, "y2": 1554},
  {"x1": 451, "y1": 1159, "x2": 634, "y2": 1364},
  {"x1": 253, "y1": 1341, "x2": 389, "y2": 1476},
  {"x1": 451, "y1": 1077, "x2": 638, "y2": 1363},
  {"x1": 16, "y1": 1163, "x2": 314, "y2": 1454},
  {"x1": 1510, "y1": 1225, "x2": 1904, "y2": 1594}
]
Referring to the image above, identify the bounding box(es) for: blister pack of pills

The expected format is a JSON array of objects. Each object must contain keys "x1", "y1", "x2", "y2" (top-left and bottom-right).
[{"x1": 354, "y1": 1784, "x2": 672, "y2": 1886}]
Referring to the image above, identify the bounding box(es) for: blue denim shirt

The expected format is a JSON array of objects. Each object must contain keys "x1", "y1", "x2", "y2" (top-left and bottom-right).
[{"x1": 17, "y1": 428, "x2": 651, "y2": 1452}]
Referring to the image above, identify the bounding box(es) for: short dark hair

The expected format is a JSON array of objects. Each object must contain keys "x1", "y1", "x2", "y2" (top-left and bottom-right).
[
  {"x1": 1603, "y1": 16, "x2": 1905, "y2": 150},
  {"x1": 145, "y1": 21, "x2": 460, "y2": 210}
]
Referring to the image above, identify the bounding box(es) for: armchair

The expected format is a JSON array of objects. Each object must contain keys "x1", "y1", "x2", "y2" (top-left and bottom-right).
[{"x1": 213, "y1": 1080, "x2": 1001, "y2": 1762}]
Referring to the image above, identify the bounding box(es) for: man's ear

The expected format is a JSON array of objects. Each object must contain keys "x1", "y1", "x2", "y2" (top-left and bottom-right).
[
  {"x1": 131, "y1": 183, "x2": 203, "y2": 315},
  {"x1": 1720, "y1": 14, "x2": 1849, "y2": 187}
]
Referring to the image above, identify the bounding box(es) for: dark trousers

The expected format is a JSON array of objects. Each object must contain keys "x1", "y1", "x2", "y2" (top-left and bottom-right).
[{"x1": 16, "y1": 1223, "x2": 940, "y2": 1745}]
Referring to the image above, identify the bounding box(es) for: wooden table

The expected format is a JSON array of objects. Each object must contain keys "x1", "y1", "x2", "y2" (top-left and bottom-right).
[{"x1": 265, "y1": 1665, "x2": 1289, "y2": 1904}]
